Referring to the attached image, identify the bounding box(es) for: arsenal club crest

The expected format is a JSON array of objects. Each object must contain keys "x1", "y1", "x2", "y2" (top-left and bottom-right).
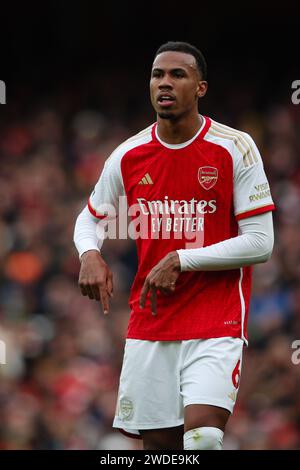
[{"x1": 198, "y1": 166, "x2": 218, "y2": 190}]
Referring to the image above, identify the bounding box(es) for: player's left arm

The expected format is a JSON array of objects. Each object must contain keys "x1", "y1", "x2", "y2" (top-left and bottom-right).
[
  {"x1": 176, "y1": 132, "x2": 275, "y2": 271},
  {"x1": 139, "y1": 211, "x2": 274, "y2": 315},
  {"x1": 176, "y1": 210, "x2": 274, "y2": 271},
  {"x1": 140, "y1": 133, "x2": 275, "y2": 314}
]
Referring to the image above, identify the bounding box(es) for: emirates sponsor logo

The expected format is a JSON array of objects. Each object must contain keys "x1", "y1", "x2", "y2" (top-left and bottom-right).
[
  {"x1": 198, "y1": 166, "x2": 218, "y2": 190},
  {"x1": 91, "y1": 195, "x2": 217, "y2": 248},
  {"x1": 137, "y1": 196, "x2": 217, "y2": 215}
]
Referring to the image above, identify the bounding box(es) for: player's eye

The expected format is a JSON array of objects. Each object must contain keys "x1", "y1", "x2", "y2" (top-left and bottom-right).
[
  {"x1": 152, "y1": 70, "x2": 162, "y2": 78},
  {"x1": 173, "y1": 71, "x2": 185, "y2": 78}
]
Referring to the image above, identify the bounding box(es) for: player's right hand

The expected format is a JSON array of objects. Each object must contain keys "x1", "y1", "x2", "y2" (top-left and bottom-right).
[{"x1": 78, "y1": 250, "x2": 113, "y2": 315}]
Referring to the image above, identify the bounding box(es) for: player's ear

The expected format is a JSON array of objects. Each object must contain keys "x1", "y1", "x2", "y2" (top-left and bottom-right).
[{"x1": 197, "y1": 80, "x2": 208, "y2": 98}]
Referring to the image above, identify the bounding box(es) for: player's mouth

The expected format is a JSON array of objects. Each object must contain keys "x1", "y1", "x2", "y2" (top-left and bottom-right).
[{"x1": 157, "y1": 93, "x2": 176, "y2": 108}]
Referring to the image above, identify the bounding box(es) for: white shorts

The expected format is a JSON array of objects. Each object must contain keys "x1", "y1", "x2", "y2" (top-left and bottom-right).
[{"x1": 112, "y1": 337, "x2": 244, "y2": 438}]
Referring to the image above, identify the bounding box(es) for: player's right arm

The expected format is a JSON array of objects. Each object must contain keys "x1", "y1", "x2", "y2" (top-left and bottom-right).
[{"x1": 73, "y1": 147, "x2": 125, "y2": 314}]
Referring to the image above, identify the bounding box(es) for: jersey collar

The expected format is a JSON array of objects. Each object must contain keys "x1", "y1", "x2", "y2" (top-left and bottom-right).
[{"x1": 152, "y1": 115, "x2": 211, "y2": 149}]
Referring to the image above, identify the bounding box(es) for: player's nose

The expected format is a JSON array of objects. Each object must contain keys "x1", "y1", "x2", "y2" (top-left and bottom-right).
[{"x1": 158, "y1": 77, "x2": 173, "y2": 90}]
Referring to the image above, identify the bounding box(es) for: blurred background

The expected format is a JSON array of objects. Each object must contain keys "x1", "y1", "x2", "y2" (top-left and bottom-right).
[{"x1": 0, "y1": 2, "x2": 300, "y2": 450}]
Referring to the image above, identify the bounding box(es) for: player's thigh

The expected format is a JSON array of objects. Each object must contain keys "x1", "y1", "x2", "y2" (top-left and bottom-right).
[
  {"x1": 139, "y1": 425, "x2": 184, "y2": 450},
  {"x1": 184, "y1": 404, "x2": 230, "y2": 433}
]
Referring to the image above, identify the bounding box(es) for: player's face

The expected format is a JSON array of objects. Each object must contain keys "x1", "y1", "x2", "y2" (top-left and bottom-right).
[{"x1": 150, "y1": 51, "x2": 207, "y2": 120}]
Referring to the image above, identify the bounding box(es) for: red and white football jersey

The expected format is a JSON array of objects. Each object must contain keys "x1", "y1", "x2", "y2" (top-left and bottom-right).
[{"x1": 88, "y1": 116, "x2": 275, "y2": 342}]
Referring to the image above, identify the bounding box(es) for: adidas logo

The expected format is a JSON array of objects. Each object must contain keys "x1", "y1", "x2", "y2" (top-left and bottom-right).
[
  {"x1": 138, "y1": 173, "x2": 153, "y2": 185},
  {"x1": 228, "y1": 391, "x2": 237, "y2": 402}
]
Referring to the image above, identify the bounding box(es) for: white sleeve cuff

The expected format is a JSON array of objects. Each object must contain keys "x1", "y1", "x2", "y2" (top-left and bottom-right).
[{"x1": 73, "y1": 205, "x2": 105, "y2": 258}]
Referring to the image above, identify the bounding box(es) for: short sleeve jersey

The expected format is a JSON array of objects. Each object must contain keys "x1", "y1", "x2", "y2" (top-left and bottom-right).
[{"x1": 88, "y1": 116, "x2": 275, "y2": 343}]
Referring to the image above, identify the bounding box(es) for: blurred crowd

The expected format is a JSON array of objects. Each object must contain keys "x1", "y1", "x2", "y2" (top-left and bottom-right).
[{"x1": 0, "y1": 78, "x2": 300, "y2": 450}]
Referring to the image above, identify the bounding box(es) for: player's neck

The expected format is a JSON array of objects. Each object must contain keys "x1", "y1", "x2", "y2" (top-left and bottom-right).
[{"x1": 156, "y1": 112, "x2": 203, "y2": 145}]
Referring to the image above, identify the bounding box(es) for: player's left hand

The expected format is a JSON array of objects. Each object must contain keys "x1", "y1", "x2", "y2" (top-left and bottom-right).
[{"x1": 139, "y1": 251, "x2": 181, "y2": 316}]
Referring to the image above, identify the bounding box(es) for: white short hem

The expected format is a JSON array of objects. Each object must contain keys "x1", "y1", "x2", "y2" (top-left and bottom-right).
[
  {"x1": 113, "y1": 418, "x2": 184, "y2": 434},
  {"x1": 184, "y1": 398, "x2": 234, "y2": 414}
]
